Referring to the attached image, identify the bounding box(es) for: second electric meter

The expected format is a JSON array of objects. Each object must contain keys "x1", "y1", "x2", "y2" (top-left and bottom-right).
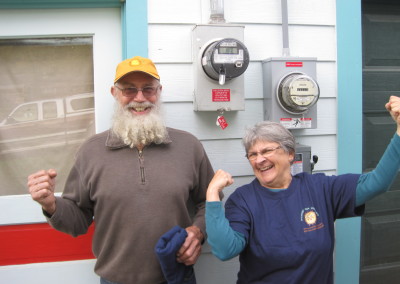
[
  {"x1": 262, "y1": 57, "x2": 319, "y2": 129},
  {"x1": 201, "y1": 38, "x2": 249, "y2": 85},
  {"x1": 277, "y1": 72, "x2": 320, "y2": 114}
]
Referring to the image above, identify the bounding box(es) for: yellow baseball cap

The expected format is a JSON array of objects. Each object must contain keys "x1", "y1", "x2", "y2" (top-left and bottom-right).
[{"x1": 114, "y1": 56, "x2": 160, "y2": 83}]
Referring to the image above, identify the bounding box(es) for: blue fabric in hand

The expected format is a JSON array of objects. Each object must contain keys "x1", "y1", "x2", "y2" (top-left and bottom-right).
[{"x1": 155, "y1": 226, "x2": 193, "y2": 284}]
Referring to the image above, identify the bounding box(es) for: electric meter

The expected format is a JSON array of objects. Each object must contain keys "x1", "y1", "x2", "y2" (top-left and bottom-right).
[
  {"x1": 201, "y1": 38, "x2": 249, "y2": 85},
  {"x1": 262, "y1": 57, "x2": 319, "y2": 129},
  {"x1": 192, "y1": 25, "x2": 247, "y2": 111},
  {"x1": 277, "y1": 72, "x2": 320, "y2": 114}
]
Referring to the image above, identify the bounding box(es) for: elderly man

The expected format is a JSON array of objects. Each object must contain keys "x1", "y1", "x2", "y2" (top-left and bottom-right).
[{"x1": 27, "y1": 56, "x2": 214, "y2": 284}]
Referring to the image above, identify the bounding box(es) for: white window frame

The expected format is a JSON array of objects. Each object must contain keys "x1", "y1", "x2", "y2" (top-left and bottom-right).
[{"x1": 0, "y1": 8, "x2": 121, "y2": 225}]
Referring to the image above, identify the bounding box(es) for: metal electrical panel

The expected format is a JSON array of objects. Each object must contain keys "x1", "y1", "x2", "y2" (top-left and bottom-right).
[
  {"x1": 262, "y1": 57, "x2": 319, "y2": 129},
  {"x1": 291, "y1": 143, "x2": 312, "y2": 174},
  {"x1": 192, "y1": 25, "x2": 249, "y2": 111}
]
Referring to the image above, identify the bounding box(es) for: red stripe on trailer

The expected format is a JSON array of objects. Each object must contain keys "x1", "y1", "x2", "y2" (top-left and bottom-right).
[{"x1": 0, "y1": 223, "x2": 95, "y2": 266}]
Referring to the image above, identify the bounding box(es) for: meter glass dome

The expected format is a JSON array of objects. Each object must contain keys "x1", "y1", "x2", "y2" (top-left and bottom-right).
[
  {"x1": 277, "y1": 73, "x2": 320, "y2": 114},
  {"x1": 201, "y1": 38, "x2": 249, "y2": 84}
]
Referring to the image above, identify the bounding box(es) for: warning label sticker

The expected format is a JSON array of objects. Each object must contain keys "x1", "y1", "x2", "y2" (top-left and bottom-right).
[
  {"x1": 212, "y1": 89, "x2": 230, "y2": 102},
  {"x1": 280, "y1": 117, "x2": 312, "y2": 128}
]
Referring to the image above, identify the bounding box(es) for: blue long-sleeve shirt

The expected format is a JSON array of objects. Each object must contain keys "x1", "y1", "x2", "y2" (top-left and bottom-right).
[{"x1": 206, "y1": 133, "x2": 400, "y2": 261}]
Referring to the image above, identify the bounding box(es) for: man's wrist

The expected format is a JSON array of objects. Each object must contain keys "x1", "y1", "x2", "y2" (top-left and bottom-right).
[
  {"x1": 42, "y1": 202, "x2": 56, "y2": 217},
  {"x1": 188, "y1": 225, "x2": 204, "y2": 242}
]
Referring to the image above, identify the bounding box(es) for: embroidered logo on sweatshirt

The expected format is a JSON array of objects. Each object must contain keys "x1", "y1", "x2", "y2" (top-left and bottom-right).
[{"x1": 300, "y1": 207, "x2": 324, "y2": 233}]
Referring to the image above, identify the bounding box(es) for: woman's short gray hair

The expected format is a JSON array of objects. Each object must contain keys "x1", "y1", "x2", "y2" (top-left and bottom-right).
[{"x1": 242, "y1": 121, "x2": 296, "y2": 155}]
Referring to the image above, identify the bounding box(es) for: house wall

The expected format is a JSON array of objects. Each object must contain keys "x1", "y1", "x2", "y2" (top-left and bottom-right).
[
  {"x1": 148, "y1": 0, "x2": 338, "y2": 174},
  {"x1": 146, "y1": 0, "x2": 339, "y2": 282}
]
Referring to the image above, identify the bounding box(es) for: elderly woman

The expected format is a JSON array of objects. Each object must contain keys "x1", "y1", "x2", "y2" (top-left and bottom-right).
[{"x1": 206, "y1": 96, "x2": 400, "y2": 284}]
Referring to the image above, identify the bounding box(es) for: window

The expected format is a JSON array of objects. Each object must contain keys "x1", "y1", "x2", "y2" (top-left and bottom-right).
[
  {"x1": 10, "y1": 103, "x2": 38, "y2": 123},
  {"x1": 70, "y1": 96, "x2": 95, "y2": 112},
  {"x1": 0, "y1": 36, "x2": 95, "y2": 195},
  {"x1": 43, "y1": 102, "x2": 58, "y2": 119}
]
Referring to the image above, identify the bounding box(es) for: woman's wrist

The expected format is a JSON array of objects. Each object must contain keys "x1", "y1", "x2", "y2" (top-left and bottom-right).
[{"x1": 206, "y1": 187, "x2": 221, "y2": 202}]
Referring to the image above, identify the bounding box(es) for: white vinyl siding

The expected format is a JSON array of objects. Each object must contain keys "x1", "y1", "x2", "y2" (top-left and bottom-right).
[{"x1": 148, "y1": 0, "x2": 338, "y2": 282}]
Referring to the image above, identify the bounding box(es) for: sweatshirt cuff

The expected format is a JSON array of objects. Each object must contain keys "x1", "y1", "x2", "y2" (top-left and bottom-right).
[{"x1": 206, "y1": 201, "x2": 224, "y2": 217}]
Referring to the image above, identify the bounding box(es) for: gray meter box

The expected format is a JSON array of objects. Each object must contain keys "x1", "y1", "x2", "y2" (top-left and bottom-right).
[
  {"x1": 291, "y1": 143, "x2": 312, "y2": 174},
  {"x1": 262, "y1": 57, "x2": 318, "y2": 129},
  {"x1": 192, "y1": 25, "x2": 247, "y2": 111}
]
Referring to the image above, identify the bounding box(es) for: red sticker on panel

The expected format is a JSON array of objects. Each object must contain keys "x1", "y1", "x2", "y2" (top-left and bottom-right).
[
  {"x1": 212, "y1": 89, "x2": 231, "y2": 102},
  {"x1": 286, "y1": 62, "x2": 303, "y2": 67}
]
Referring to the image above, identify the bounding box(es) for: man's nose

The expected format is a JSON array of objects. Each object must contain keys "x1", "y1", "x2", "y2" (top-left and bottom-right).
[{"x1": 133, "y1": 90, "x2": 147, "y2": 102}]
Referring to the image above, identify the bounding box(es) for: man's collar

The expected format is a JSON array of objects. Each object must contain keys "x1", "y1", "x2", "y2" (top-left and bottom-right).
[
  {"x1": 105, "y1": 130, "x2": 127, "y2": 149},
  {"x1": 105, "y1": 129, "x2": 172, "y2": 149}
]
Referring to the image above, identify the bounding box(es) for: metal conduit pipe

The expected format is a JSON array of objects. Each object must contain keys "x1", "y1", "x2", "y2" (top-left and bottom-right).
[
  {"x1": 281, "y1": 0, "x2": 291, "y2": 56},
  {"x1": 209, "y1": 0, "x2": 226, "y2": 23}
]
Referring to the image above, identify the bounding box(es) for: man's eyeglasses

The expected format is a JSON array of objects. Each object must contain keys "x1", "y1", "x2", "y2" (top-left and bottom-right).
[
  {"x1": 114, "y1": 85, "x2": 160, "y2": 98},
  {"x1": 246, "y1": 146, "x2": 282, "y2": 161}
]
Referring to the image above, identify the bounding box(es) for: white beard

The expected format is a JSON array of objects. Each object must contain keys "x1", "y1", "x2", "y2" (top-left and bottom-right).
[{"x1": 111, "y1": 100, "x2": 169, "y2": 148}]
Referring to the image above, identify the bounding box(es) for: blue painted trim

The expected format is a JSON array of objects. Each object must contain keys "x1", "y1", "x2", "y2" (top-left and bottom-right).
[
  {"x1": 121, "y1": 3, "x2": 128, "y2": 59},
  {"x1": 335, "y1": 0, "x2": 362, "y2": 284},
  {"x1": 122, "y1": 0, "x2": 148, "y2": 59}
]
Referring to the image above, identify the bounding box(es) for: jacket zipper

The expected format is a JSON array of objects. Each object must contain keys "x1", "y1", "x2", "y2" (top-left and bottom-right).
[{"x1": 138, "y1": 149, "x2": 145, "y2": 184}]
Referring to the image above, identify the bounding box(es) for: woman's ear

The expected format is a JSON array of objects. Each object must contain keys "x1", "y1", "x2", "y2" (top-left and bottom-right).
[{"x1": 289, "y1": 152, "x2": 295, "y2": 164}]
